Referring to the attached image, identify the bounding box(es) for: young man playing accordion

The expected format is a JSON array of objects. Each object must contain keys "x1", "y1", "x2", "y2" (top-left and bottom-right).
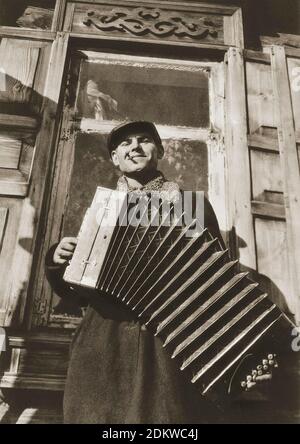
[{"x1": 45, "y1": 121, "x2": 275, "y2": 424}]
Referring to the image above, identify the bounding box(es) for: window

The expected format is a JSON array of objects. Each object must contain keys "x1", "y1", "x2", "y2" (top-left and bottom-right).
[{"x1": 31, "y1": 50, "x2": 223, "y2": 328}]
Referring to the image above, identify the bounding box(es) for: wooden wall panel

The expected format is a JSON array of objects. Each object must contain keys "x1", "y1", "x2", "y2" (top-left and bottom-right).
[
  {"x1": 246, "y1": 59, "x2": 278, "y2": 138},
  {"x1": 0, "y1": 39, "x2": 40, "y2": 105},
  {"x1": 0, "y1": 199, "x2": 22, "y2": 325},
  {"x1": 208, "y1": 62, "x2": 228, "y2": 243},
  {"x1": 0, "y1": 33, "x2": 69, "y2": 328},
  {"x1": 225, "y1": 48, "x2": 256, "y2": 269},
  {"x1": 64, "y1": 1, "x2": 244, "y2": 48},
  {"x1": 69, "y1": 1, "x2": 225, "y2": 45},
  {"x1": 250, "y1": 149, "x2": 283, "y2": 202},
  {"x1": 255, "y1": 219, "x2": 292, "y2": 314},
  {"x1": 0, "y1": 136, "x2": 21, "y2": 169},
  {"x1": 271, "y1": 46, "x2": 300, "y2": 323},
  {"x1": 225, "y1": 50, "x2": 299, "y2": 322},
  {"x1": 0, "y1": 138, "x2": 35, "y2": 197},
  {"x1": 0, "y1": 38, "x2": 53, "y2": 198},
  {"x1": 2, "y1": 33, "x2": 69, "y2": 328}
]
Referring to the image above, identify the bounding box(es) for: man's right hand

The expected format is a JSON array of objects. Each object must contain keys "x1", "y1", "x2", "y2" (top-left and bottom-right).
[{"x1": 53, "y1": 237, "x2": 78, "y2": 265}]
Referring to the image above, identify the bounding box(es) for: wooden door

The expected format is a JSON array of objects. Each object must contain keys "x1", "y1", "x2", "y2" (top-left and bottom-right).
[
  {"x1": 0, "y1": 33, "x2": 69, "y2": 327},
  {"x1": 225, "y1": 46, "x2": 300, "y2": 323}
]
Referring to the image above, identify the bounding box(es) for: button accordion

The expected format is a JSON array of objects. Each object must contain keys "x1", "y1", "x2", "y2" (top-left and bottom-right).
[{"x1": 64, "y1": 187, "x2": 294, "y2": 404}]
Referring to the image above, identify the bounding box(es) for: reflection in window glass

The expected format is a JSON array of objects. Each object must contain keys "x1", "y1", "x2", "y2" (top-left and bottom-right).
[
  {"x1": 0, "y1": 0, "x2": 55, "y2": 29},
  {"x1": 76, "y1": 60, "x2": 210, "y2": 128},
  {"x1": 161, "y1": 139, "x2": 208, "y2": 192}
]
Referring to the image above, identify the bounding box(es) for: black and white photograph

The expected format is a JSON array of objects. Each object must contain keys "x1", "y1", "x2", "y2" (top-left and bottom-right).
[{"x1": 0, "y1": 0, "x2": 299, "y2": 426}]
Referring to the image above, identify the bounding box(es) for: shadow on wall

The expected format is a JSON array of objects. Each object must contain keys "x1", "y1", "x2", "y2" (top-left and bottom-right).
[{"x1": 227, "y1": 230, "x2": 293, "y2": 318}]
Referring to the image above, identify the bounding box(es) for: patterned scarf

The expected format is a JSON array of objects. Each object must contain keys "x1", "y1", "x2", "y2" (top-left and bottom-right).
[{"x1": 116, "y1": 171, "x2": 181, "y2": 203}]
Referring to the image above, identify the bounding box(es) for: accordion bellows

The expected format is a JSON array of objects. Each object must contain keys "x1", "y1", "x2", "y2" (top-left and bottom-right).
[{"x1": 64, "y1": 187, "x2": 293, "y2": 401}]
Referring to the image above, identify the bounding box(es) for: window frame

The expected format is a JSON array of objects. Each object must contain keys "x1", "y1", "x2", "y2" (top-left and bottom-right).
[{"x1": 29, "y1": 46, "x2": 227, "y2": 329}]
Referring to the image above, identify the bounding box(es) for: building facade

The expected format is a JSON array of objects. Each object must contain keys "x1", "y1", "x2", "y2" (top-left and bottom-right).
[{"x1": 0, "y1": 0, "x2": 299, "y2": 423}]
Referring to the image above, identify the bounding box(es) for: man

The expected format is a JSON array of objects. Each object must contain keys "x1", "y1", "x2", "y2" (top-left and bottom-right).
[{"x1": 45, "y1": 121, "x2": 273, "y2": 424}]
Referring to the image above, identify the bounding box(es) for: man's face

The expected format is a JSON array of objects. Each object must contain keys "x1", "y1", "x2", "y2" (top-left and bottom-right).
[{"x1": 111, "y1": 131, "x2": 164, "y2": 174}]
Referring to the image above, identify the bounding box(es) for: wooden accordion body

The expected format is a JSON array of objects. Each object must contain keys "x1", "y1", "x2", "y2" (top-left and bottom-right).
[{"x1": 64, "y1": 187, "x2": 293, "y2": 403}]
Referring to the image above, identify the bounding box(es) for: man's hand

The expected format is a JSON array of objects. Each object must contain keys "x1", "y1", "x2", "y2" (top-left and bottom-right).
[
  {"x1": 53, "y1": 237, "x2": 78, "y2": 265},
  {"x1": 230, "y1": 354, "x2": 279, "y2": 402},
  {"x1": 240, "y1": 354, "x2": 278, "y2": 392},
  {"x1": 228, "y1": 353, "x2": 279, "y2": 402}
]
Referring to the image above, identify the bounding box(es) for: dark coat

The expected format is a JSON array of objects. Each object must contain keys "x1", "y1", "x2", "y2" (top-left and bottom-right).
[{"x1": 45, "y1": 195, "x2": 226, "y2": 424}]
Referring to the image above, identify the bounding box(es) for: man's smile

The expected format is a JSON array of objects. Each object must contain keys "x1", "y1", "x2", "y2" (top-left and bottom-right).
[
  {"x1": 111, "y1": 130, "x2": 164, "y2": 174},
  {"x1": 128, "y1": 154, "x2": 146, "y2": 160}
]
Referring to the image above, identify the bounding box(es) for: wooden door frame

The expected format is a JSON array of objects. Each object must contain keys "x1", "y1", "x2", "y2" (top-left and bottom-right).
[
  {"x1": 28, "y1": 45, "x2": 228, "y2": 330},
  {"x1": 0, "y1": 0, "x2": 245, "y2": 391}
]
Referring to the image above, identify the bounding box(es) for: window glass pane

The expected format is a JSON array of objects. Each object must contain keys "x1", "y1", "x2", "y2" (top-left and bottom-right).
[
  {"x1": 49, "y1": 54, "x2": 211, "y2": 324},
  {"x1": 76, "y1": 59, "x2": 210, "y2": 128},
  {"x1": 62, "y1": 133, "x2": 120, "y2": 237},
  {"x1": 160, "y1": 139, "x2": 208, "y2": 192},
  {"x1": 0, "y1": 0, "x2": 55, "y2": 29}
]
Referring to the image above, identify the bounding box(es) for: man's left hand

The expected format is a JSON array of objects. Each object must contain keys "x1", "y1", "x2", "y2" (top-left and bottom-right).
[{"x1": 235, "y1": 354, "x2": 278, "y2": 401}]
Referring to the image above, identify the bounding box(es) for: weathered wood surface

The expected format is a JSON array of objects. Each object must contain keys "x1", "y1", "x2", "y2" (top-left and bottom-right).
[
  {"x1": 223, "y1": 7, "x2": 244, "y2": 48},
  {"x1": 271, "y1": 46, "x2": 300, "y2": 323},
  {"x1": 0, "y1": 198, "x2": 22, "y2": 325},
  {"x1": 65, "y1": 1, "x2": 243, "y2": 48},
  {"x1": 51, "y1": 0, "x2": 67, "y2": 32},
  {"x1": 0, "y1": 132, "x2": 36, "y2": 197},
  {"x1": 208, "y1": 62, "x2": 228, "y2": 244},
  {"x1": 248, "y1": 134, "x2": 279, "y2": 153},
  {"x1": 0, "y1": 136, "x2": 21, "y2": 169},
  {"x1": 246, "y1": 59, "x2": 277, "y2": 136},
  {"x1": 250, "y1": 150, "x2": 283, "y2": 201},
  {"x1": 225, "y1": 48, "x2": 256, "y2": 269},
  {"x1": 1, "y1": 33, "x2": 69, "y2": 327},
  {"x1": 69, "y1": 0, "x2": 238, "y2": 15},
  {"x1": 29, "y1": 106, "x2": 77, "y2": 328},
  {"x1": 0, "y1": 114, "x2": 39, "y2": 130},
  {"x1": 251, "y1": 201, "x2": 285, "y2": 221},
  {"x1": 0, "y1": 27, "x2": 55, "y2": 40},
  {"x1": 243, "y1": 48, "x2": 300, "y2": 321},
  {"x1": 255, "y1": 219, "x2": 290, "y2": 311},
  {"x1": 261, "y1": 33, "x2": 300, "y2": 49},
  {"x1": 0, "y1": 39, "x2": 40, "y2": 105}
]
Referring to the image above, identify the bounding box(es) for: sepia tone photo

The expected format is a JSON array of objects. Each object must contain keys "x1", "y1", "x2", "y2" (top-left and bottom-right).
[{"x1": 0, "y1": 0, "x2": 299, "y2": 425}]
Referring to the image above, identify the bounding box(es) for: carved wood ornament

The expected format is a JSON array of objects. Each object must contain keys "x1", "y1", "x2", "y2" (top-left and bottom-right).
[{"x1": 83, "y1": 7, "x2": 222, "y2": 40}]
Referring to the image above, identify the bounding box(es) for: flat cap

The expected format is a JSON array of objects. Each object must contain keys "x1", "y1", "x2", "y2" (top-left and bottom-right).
[{"x1": 107, "y1": 121, "x2": 162, "y2": 155}]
